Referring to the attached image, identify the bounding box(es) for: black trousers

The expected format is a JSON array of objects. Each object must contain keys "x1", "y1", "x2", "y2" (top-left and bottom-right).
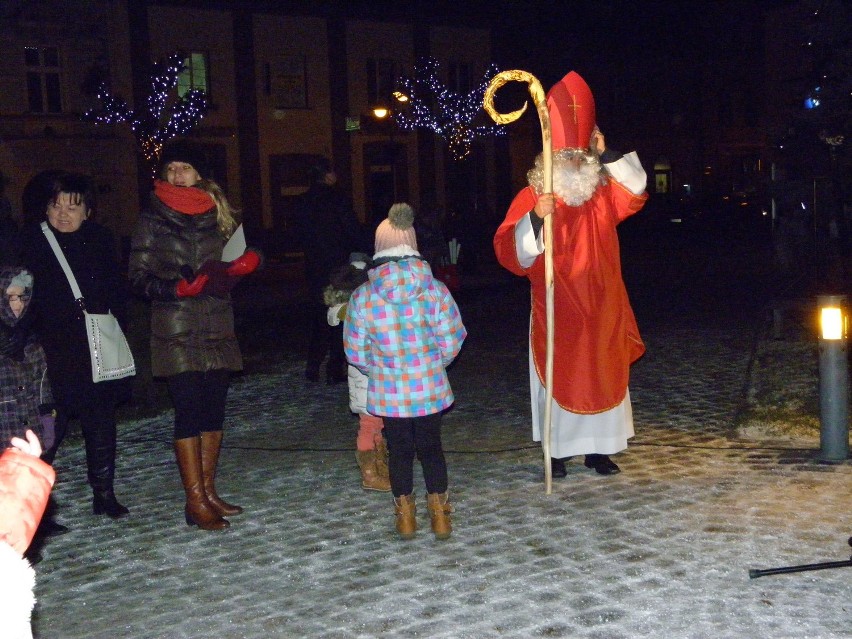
[
  {"x1": 44, "y1": 396, "x2": 120, "y2": 492},
  {"x1": 166, "y1": 369, "x2": 230, "y2": 440},
  {"x1": 306, "y1": 298, "x2": 346, "y2": 380},
  {"x1": 382, "y1": 413, "x2": 447, "y2": 497}
]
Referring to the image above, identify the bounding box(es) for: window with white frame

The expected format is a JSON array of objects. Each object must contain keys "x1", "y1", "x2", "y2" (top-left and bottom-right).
[
  {"x1": 25, "y1": 46, "x2": 62, "y2": 113},
  {"x1": 177, "y1": 52, "x2": 209, "y2": 98}
]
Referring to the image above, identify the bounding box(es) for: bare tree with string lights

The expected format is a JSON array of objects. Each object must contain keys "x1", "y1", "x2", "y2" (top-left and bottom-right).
[
  {"x1": 83, "y1": 52, "x2": 208, "y2": 174},
  {"x1": 394, "y1": 58, "x2": 506, "y2": 160}
]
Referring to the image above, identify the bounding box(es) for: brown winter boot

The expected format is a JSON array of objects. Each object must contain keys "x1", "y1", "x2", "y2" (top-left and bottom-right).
[
  {"x1": 426, "y1": 492, "x2": 453, "y2": 540},
  {"x1": 393, "y1": 493, "x2": 417, "y2": 540},
  {"x1": 356, "y1": 450, "x2": 391, "y2": 492},
  {"x1": 174, "y1": 437, "x2": 229, "y2": 530},
  {"x1": 200, "y1": 431, "x2": 244, "y2": 516},
  {"x1": 374, "y1": 434, "x2": 390, "y2": 485}
]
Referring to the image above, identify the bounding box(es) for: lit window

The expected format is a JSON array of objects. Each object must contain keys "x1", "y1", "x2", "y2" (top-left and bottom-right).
[
  {"x1": 178, "y1": 52, "x2": 209, "y2": 98},
  {"x1": 25, "y1": 46, "x2": 62, "y2": 113}
]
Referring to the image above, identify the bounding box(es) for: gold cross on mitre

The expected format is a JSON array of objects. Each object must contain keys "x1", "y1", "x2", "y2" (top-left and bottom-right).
[{"x1": 568, "y1": 92, "x2": 581, "y2": 124}]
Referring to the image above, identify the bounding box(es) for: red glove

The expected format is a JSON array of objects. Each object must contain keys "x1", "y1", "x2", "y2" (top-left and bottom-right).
[
  {"x1": 176, "y1": 274, "x2": 209, "y2": 298},
  {"x1": 226, "y1": 249, "x2": 261, "y2": 277}
]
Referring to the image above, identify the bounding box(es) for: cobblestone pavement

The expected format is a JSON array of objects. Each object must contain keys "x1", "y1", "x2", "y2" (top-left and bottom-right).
[{"x1": 30, "y1": 240, "x2": 852, "y2": 639}]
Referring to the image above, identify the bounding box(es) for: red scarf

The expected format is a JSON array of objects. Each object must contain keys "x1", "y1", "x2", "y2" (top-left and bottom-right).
[{"x1": 154, "y1": 180, "x2": 214, "y2": 215}]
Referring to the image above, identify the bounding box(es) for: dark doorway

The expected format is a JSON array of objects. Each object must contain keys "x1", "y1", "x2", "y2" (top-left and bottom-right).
[
  {"x1": 363, "y1": 142, "x2": 408, "y2": 232},
  {"x1": 268, "y1": 152, "x2": 324, "y2": 256}
]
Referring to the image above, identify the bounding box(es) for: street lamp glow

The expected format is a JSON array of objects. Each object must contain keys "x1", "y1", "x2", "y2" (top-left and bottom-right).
[
  {"x1": 817, "y1": 295, "x2": 850, "y2": 461},
  {"x1": 372, "y1": 106, "x2": 389, "y2": 119},
  {"x1": 820, "y1": 306, "x2": 844, "y2": 340}
]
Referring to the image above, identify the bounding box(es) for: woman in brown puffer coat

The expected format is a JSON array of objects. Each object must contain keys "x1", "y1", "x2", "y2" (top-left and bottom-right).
[{"x1": 128, "y1": 140, "x2": 260, "y2": 531}]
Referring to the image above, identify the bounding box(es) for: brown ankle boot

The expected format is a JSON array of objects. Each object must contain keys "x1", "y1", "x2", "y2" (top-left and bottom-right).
[
  {"x1": 426, "y1": 492, "x2": 452, "y2": 540},
  {"x1": 200, "y1": 431, "x2": 243, "y2": 516},
  {"x1": 174, "y1": 437, "x2": 229, "y2": 530},
  {"x1": 373, "y1": 435, "x2": 390, "y2": 484},
  {"x1": 356, "y1": 450, "x2": 391, "y2": 492},
  {"x1": 393, "y1": 494, "x2": 417, "y2": 539}
]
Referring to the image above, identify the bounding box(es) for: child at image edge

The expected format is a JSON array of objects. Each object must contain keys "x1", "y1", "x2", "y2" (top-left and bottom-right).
[
  {"x1": 344, "y1": 202, "x2": 466, "y2": 540},
  {"x1": 325, "y1": 253, "x2": 391, "y2": 492}
]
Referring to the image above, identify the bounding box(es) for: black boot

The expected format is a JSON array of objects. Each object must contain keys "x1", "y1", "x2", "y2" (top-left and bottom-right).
[
  {"x1": 92, "y1": 488, "x2": 129, "y2": 518},
  {"x1": 584, "y1": 454, "x2": 621, "y2": 475},
  {"x1": 550, "y1": 458, "x2": 568, "y2": 478},
  {"x1": 84, "y1": 421, "x2": 129, "y2": 518},
  {"x1": 37, "y1": 496, "x2": 70, "y2": 536}
]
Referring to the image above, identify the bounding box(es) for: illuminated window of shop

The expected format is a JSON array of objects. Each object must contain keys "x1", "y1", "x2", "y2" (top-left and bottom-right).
[
  {"x1": 177, "y1": 52, "x2": 209, "y2": 98},
  {"x1": 654, "y1": 159, "x2": 672, "y2": 194}
]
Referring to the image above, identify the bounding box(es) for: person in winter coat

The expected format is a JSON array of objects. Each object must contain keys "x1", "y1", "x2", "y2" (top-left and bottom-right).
[
  {"x1": 19, "y1": 172, "x2": 131, "y2": 520},
  {"x1": 0, "y1": 429, "x2": 54, "y2": 639},
  {"x1": 344, "y1": 203, "x2": 467, "y2": 540},
  {"x1": 296, "y1": 157, "x2": 368, "y2": 384},
  {"x1": 0, "y1": 267, "x2": 55, "y2": 452},
  {"x1": 325, "y1": 253, "x2": 390, "y2": 492},
  {"x1": 128, "y1": 139, "x2": 260, "y2": 531}
]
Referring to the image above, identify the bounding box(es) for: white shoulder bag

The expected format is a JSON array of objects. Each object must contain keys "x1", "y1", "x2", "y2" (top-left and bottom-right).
[{"x1": 41, "y1": 222, "x2": 136, "y2": 383}]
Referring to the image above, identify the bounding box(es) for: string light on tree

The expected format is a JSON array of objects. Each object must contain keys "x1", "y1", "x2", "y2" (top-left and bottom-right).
[
  {"x1": 83, "y1": 52, "x2": 208, "y2": 173},
  {"x1": 394, "y1": 58, "x2": 506, "y2": 160}
]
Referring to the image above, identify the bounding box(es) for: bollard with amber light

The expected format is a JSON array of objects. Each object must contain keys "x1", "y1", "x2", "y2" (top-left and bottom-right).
[{"x1": 818, "y1": 295, "x2": 850, "y2": 461}]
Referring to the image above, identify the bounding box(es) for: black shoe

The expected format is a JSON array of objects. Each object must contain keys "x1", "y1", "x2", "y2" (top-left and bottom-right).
[
  {"x1": 550, "y1": 458, "x2": 567, "y2": 478},
  {"x1": 93, "y1": 490, "x2": 130, "y2": 519},
  {"x1": 38, "y1": 518, "x2": 70, "y2": 537},
  {"x1": 584, "y1": 454, "x2": 621, "y2": 475}
]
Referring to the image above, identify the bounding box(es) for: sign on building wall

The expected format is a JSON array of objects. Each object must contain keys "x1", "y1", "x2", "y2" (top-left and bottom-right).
[{"x1": 269, "y1": 55, "x2": 307, "y2": 109}]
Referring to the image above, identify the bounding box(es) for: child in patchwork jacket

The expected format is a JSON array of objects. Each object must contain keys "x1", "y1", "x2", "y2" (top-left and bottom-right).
[
  {"x1": 325, "y1": 253, "x2": 390, "y2": 492},
  {"x1": 344, "y1": 203, "x2": 466, "y2": 540}
]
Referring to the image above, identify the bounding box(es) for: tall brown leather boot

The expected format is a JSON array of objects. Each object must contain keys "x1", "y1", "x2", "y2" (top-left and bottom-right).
[
  {"x1": 393, "y1": 494, "x2": 417, "y2": 540},
  {"x1": 356, "y1": 450, "x2": 391, "y2": 491},
  {"x1": 174, "y1": 437, "x2": 229, "y2": 530},
  {"x1": 426, "y1": 492, "x2": 452, "y2": 540},
  {"x1": 200, "y1": 431, "x2": 243, "y2": 516}
]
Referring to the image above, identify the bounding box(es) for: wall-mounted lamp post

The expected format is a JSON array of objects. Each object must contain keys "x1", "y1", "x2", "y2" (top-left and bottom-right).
[
  {"x1": 371, "y1": 105, "x2": 390, "y2": 119},
  {"x1": 818, "y1": 295, "x2": 850, "y2": 461}
]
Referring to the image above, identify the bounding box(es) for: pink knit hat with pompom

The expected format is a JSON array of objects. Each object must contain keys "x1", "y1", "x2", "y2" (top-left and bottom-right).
[{"x1": 374, "y1": 203, "x2": 417, "y2": 253}]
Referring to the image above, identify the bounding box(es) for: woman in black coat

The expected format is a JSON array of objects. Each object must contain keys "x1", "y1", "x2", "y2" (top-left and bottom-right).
[{"x1": 19, "y1": 172, "x2": 131, "y2": 519}]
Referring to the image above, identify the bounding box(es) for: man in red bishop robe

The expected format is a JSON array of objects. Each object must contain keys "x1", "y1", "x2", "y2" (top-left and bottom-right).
[{"x1": 493, "y1": 71, "x2": 648, "y2": 477}]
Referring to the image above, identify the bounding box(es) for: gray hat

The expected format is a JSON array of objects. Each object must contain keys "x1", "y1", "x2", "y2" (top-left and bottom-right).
[{"x1": 9, "y1": 271, "x2": 32, "y2": 290}]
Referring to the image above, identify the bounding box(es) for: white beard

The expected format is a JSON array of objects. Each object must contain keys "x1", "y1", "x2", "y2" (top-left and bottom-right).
[{"x1": 526, "y1": 149, "x2": 604, "y2": 206}]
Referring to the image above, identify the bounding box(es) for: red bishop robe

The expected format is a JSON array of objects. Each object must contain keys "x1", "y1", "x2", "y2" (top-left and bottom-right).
[{"x1": 494, "y1": 179, "x2": 647, "y2": 414}]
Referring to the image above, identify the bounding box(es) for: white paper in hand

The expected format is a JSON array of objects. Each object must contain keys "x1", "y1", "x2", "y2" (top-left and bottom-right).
[{"x1": 222, "y1": 224, "x2": 246, "y2": 262}]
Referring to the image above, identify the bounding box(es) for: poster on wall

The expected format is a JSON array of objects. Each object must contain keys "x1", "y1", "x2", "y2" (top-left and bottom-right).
[{"x1": 272, "y1": 55, "x2": 307, "y2": 109}]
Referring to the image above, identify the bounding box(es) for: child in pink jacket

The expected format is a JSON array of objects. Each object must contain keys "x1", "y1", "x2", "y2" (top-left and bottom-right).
[{"x1": 0, "y1": 429, "x2": 55, "y2": 639}]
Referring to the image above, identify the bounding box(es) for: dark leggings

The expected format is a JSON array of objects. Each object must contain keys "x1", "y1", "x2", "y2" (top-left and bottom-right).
[
  {"x1": 382, "y1": 413, "x2": 447, "y2": 497},
  {"x1": 166, "y1": 370, "x2": 230, "y2": 439}
]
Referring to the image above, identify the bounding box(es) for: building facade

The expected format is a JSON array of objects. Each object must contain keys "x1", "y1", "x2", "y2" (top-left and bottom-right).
[{"x1": 0, "y1": 0, "x2": 503, "y2": 259}]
